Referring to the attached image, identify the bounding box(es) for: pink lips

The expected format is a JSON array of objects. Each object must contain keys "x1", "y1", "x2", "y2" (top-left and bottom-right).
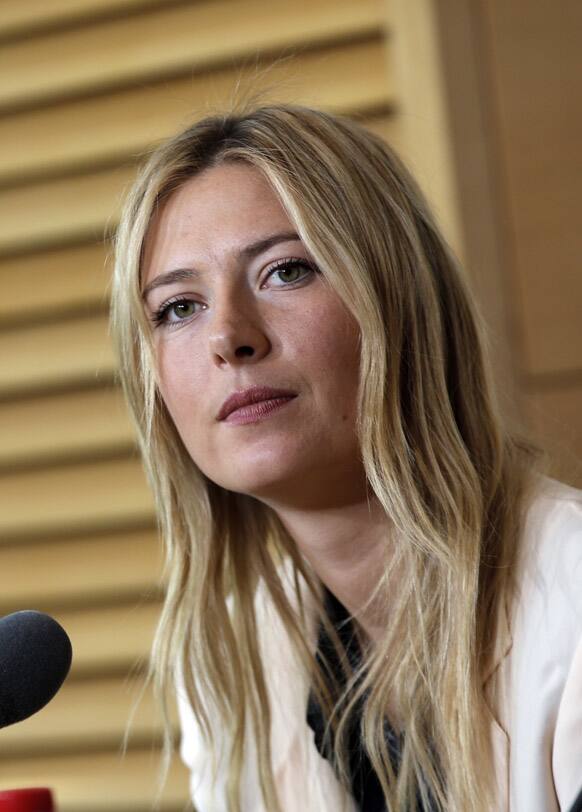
[{"x1": 217, "y1": 386, "x2": 297, "y2": 423}]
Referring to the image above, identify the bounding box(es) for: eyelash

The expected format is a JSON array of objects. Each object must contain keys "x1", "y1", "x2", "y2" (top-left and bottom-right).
[{"x1": 150, "y1": 257, "x2": 319, "y2": 329}]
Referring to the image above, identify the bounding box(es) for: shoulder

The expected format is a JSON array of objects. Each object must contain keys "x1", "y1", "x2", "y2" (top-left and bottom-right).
[
  {"x1": 505, "y1": 476, "x2": 582, "y2": 809},
  {"x1": 513, "y1": 475, "x2": 582, "y2": 667},
  {"x1": 522, "y1": 473, "x2": 582, "y2": 544},
  {"x1": 518, "y1": 475, "x2": 582, "y2": 618}
]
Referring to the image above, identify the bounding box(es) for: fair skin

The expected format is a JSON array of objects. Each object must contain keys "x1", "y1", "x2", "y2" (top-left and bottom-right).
[{"x1": 141, "y1": 162, "x2": 392, "y2": 644}]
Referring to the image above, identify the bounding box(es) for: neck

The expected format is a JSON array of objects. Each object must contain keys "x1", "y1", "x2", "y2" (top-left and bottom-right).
[{"x1": 272, "y1": 491, "x2": 393, "y2": 645}]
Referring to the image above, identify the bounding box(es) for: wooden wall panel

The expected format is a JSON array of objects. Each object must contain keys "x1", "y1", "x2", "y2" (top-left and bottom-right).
[
  {"x1": 0, "y1": 165, "x2": 133, "y2": 254},
  {"x1": 0, "y1": 38, "x2": 393, "y2": 183},
  {"x1": 0, "y1": 529, "x2": 161, "y2": 608},
  {"x1": 0, "y1": 106, "x2": 398, "y2": 256},
  {"x1": 58, "y1": 601, "x2": 162, "y2": 676},
  {"x1": 424, "y1": 0, "x2": 521, "y2": 420},
  {"x1": 0, "y1": 675, "x2": 173, "y2": 754},
  {"x1": 390, "y1": 0, "x2": 464, "y2": 264},
  {"x1": 515, "y1": 240, "x2": 582, "y2": 377},
  {"x1": 0, "y1": 0, "x2": 174, "y2": 38},
  {"x1": 524, "y1": 384, "x2": 582, "y2": 488},
  {"x1": 0, "y1": 0, "x2": 383, "y2": 110},
  {"x1": 0, "y1": 314, "x2": 114, "y2": 395},
  {"x1": 429, "y1": 0, "x2": 582, "y2": 485},
  {"x1": 479, "y1": 0, "x2": 582, "y2": 379},
  {"x1": 0, "y1": 750, "x2": 189, "y2": 810},
  {"x1": 485, "y1": 0, "x2": 582, "y2": 487},
  {"x1": 0, "y1": 243, "x2": 108, "y2": 323},
  {"x1": 0, "y1": 42, "x2": 394, "y2": 254},
  {"x1": 0, "y1": 386, "x2": 134, "y2": 467},
  {"x1": 0, "y1": 456, "x2": 154, "y2": 540}
]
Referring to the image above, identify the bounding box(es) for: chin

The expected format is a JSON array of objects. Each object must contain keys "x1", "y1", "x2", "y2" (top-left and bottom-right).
[{"x1": 206, "y1": 465, "x2": 302, "y2": 503}]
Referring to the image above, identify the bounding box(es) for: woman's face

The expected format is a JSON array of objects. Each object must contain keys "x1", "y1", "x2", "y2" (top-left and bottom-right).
[{"x1": 141, "y1": 162, "x2": 365, "y2": 510}]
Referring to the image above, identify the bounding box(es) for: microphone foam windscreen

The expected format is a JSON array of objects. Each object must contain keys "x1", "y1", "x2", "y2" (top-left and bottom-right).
[{"x1": 0, "y1": 610, "x2": 72, "y2": 728}]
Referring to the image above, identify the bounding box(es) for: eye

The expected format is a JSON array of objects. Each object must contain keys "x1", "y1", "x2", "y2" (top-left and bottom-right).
[
  {"x1": 151, "y1": 296, "x2": 202, "y2": 328},
  {"x1": 263, "y1": 258, "x2": 318, "y2": 287}
]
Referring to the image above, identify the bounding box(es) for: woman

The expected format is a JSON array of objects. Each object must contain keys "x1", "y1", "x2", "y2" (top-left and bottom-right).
[{"x1": 111, "y1": 104, "x2": 582, "y2": 811}]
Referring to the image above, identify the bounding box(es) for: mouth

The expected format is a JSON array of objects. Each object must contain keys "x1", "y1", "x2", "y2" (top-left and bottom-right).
[
  {"x1": 221, "y1": 395, "x2": 297, "y2": 425},
  {"x1": 218, "y1": 386, "x2": 297, "y2": 421}
]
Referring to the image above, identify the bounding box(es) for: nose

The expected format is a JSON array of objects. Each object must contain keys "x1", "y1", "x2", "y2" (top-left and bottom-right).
[{"x1": 207, "y1": 293, "x2": 271, "y2": 366}]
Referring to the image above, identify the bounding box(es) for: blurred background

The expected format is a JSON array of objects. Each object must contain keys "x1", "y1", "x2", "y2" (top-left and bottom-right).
[{"x1": 0, "y1": 0, "x2": 580, "y2": 809}]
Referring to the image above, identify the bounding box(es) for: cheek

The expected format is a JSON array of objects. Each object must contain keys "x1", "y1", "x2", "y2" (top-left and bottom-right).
[
  {"x1": 312, "y1": 307, "x2": 360, "y2": 371},
  {"x1": 295, "y1": 306, "x2": 361, "y2": 409},
  {"x1": 155, "y1": 339, "x2": 205, "y2": 428}
]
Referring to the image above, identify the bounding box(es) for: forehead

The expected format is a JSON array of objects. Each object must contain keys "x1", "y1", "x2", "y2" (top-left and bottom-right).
[{"x1": 141, "y1": 163, "x2": 292, "y2": 281}]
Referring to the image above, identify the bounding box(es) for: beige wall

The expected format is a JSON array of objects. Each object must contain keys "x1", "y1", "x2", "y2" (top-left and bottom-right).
[
  {"x1": 433, "y1": 0, "x2": 582, "y2": 486},
  {"x1": 481, "y1": 0, "x2": 582, "y2": 486}
]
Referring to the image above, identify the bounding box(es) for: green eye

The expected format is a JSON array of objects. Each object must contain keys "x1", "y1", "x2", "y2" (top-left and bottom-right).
[
  {"x1": 266, "y1": 258, "x2": 317, "y2": 287},
  {"x1": 171, "y1": 301, "x2": 196, "y2": 319},
  {"x1": 277, "y1": 266, "x2": 303, "y2": 283},
  {"x1": 151, "y1": 297, "x2": 200, "y2": 328}
]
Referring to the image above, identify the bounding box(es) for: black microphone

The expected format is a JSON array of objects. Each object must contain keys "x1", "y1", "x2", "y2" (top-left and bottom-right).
[{"x1": 0, "y1": 610, "x2": 72, "y2": 729}]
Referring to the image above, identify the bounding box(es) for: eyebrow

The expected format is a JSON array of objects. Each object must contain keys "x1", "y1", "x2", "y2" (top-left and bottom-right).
[{"x1": 141, "y1": 230, "x2": 301, "y2": 300}]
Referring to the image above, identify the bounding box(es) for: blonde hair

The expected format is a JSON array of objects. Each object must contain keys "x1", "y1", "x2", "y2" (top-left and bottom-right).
[{"x1": 111, "y1": 104, "x2": 546, "y2": 811}]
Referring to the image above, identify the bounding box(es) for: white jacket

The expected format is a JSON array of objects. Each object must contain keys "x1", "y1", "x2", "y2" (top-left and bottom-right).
[{"x1": 177, "y1": 476, "x2": 582, "y2": 810}]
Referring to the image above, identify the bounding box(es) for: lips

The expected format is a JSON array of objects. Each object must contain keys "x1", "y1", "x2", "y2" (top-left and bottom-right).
[{"x1": 217, "y1": 386, "x2": 297, "y2": 421}]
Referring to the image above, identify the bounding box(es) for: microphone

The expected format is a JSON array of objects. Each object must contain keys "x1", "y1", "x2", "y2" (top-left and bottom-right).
[{"x1": 0, "y1": 610, "x2": 72, "y2": 729}]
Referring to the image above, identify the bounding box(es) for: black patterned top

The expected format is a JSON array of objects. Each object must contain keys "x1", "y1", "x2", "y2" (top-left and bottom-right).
[{"x1": 305, "y1": 588, "x2": 432, "y2": 811}]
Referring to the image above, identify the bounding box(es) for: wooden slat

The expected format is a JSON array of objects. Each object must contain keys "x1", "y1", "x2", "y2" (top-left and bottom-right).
[
  {"x1": 0, "y1": 313, "x2": 114, "y2": 396},
  {"x1": 0, "y1": 37, "x2": 392, "y2": 183},
  {"x1": 0, "y1": 0, "x2": 383, "y2": 111},
  {"x1": 0, "y1": 528, "x2": 161, "y2": 609},
  {"x1": 0, "y1": 243, "x2": 108, "y2": 324},
  {"x1": 0, "y1": 386, "x2": 134, "y2": 467},
  {"x1": 0, "y1": 675, "x2": 177, "y2": 755},
  {"x1": 0, "y1": 0, "x2": 174, "y2": 39},
  {"x1": 0, "y1": 748, "x2": 189, "y2": 810},
  {"x1": 0, "y1": 165, "x2": 133, "y2": 255},
  {"x1": 0, "y1": 110, "x2": 400, "y2": 256},
  {"x1": 0, "y1": 456, "x2": 154, "y2": 540},
  {"x1": 58, "y1": 600, "x2": 161, "y2": 675}
]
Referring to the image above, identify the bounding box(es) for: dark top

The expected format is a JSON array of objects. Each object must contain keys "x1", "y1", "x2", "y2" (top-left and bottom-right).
[{"x1": 305, "y1": 588, "x2": 432, "y2": 811}]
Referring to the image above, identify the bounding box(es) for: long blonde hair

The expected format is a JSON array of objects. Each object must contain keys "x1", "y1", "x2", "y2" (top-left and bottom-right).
[{"x1": 111, "y1": 104, "x2": 546, "y2": 811}]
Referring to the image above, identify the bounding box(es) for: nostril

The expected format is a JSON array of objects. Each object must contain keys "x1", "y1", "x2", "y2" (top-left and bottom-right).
[{"x1": 235, "y1": 346, "x2": 255, "y2": 357}]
